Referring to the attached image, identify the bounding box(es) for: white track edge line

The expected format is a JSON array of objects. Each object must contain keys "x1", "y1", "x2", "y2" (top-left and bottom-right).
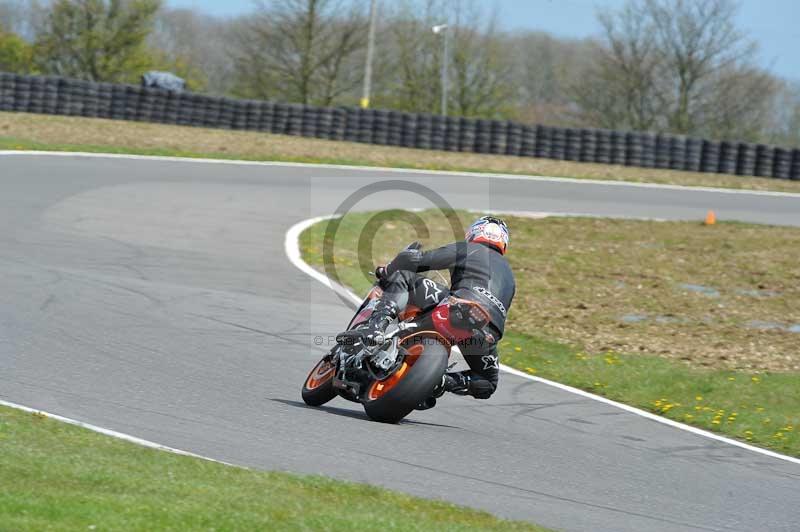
[
  {"x1": 285, "y1": 216, "x2": 800, "y2": 466},
  {"x1": 3, "y1": 149, "x2": 800, "y2": 199},
  {"x1": 0, "y1": 398, "x2": 237, "y2": 467},
  {"x1": 3, "y1": 148, "x2": 798, "y2": 465}
]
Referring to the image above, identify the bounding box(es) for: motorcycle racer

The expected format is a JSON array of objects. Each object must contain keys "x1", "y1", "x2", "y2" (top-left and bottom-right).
[{"x1": 364, "y1": 216, "x2": 516, "y2": 402}]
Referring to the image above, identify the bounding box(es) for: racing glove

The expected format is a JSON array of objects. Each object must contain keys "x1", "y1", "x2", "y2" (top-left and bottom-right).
[{"x1": 386, "y1": 241, "x2": 423, "y2": 275}]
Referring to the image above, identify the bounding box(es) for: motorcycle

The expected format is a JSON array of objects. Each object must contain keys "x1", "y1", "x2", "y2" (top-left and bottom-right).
[{"x1": 301, "y1": 277, "x2": 492, "y2": 423}]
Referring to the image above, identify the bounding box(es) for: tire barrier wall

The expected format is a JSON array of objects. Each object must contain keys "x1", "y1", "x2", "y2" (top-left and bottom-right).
[{"x1": 1, "y1": 72, "x2": 798, "y2": 180}]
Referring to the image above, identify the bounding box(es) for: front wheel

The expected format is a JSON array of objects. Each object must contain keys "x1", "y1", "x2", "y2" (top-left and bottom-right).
[
  {"x1": 301, "y1": 357, "x2": 337, "y2": 406},
  {"x1": 363, "y1": 338, "x2": 448, "y2": 423}
]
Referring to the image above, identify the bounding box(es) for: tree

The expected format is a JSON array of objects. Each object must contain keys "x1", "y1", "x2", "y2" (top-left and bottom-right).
[
  {"x1": 448, "y1": 3, "x2": 512, "y2": 117},
  {"x1": 507, "y1": 32, "x2": 594, "y2": 126},
  {"x1": 574, "y1": 0, "x2": 778, "y2": 140},
  {"x1": 0, "y1": 24, "x2": 34, "y2": 73},
  {"x1": 770, "y1": 81, "x2": 800, "y2": 147},
  {"x1": 230, "y1": 0, "x2": 367, "y2": 106},
  {"x1": 571, "y1": 2, "x2": 660, "y2": 131},
  {"x1": 34, "y1": 0, "x2": 161, "y2": 83},
  {"x1": 645, "y1": 0, "x2": 770, "y2": 135},
  {"x1": 150, "y1": 7, "x2": 234, "y2": 94},
  {"x1": 377, "y1": 0, "x2": 442, "y2": 113},
  {"x1": 377, "y1": 0, "x2": 512, "y2": 118}
]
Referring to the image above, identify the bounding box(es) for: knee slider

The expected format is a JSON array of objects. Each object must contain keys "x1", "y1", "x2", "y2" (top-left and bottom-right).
[{"x1": 469, "y1": 378, "x2": 496, "y2": 399}]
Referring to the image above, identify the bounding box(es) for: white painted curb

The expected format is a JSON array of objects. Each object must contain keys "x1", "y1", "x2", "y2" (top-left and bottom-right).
[
  {"x1": 1, "y1": 150, "x2": 796, "y2": 468},
  {"x1": 285, "y1": 216, "x2": 800, "y2": 467},
  {"x1": 0, "y1": 399, "x2": 235, "y2": 466}
]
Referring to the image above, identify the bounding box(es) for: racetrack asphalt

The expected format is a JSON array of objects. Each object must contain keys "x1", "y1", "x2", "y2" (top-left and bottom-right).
[{"x1": 1, "y1": 152, "x2": 799, "y2": 532}]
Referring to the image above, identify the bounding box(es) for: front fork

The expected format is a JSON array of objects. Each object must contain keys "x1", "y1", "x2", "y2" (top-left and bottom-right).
[{"x1": 332, "y1": 322, "x2": 419, "y2": 403}]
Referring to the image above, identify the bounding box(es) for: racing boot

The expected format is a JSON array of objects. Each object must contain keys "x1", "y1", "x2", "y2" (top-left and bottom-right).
[
  {"x1": 441, "y1": 372, "x2": 471, "y2": 395},
  {"x1": 416, "y1": 373, "x2": 469, "y2": 410},
  {"x1": 362, "y1": 299, "x2": 399, "y2": 346}
]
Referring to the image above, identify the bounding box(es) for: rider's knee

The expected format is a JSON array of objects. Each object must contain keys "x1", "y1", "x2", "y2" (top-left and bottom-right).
[{"x1": 469, "y1": 377, "x2": 496, "y2": 399}]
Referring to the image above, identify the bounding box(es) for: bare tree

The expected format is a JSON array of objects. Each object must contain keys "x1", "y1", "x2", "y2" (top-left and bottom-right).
[
  {"x1": 572, "y1": 2, "x2": 660, "y2": 130},
  {"x1": 769, "y1": 80, "x2": 800, "y2": 147},
  {"x1": 0, "y1": 0, "x2": 50, "y2": 40},
  {"x1": 645, "y1": 0, "x2": 767, "y2": 134},
  {"x1": 507, "y1": 31, "x2": 594, "y2": 125},
  {"x1": 150, "y1": 7, "x2": 235, "y2": 93},
  {"x1": 378, "y1": 0, "x2": 512, "y2": 117},
  {"x1": 379, "y1": 0, "x2": 443, "y2": 113},
  {"x1": 449, "y1": 2, "x2": 512, "y2": 117},
  {"x1": 230, "y1": 0, "x2": 367, "y2": 106},
  {"x1": 574, "y1": 0, "x2": 779, "y2": 140}
]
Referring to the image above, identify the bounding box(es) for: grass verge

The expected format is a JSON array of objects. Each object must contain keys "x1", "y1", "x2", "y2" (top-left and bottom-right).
[
  {"x1": 3, "y1": 111, "x2": 800, "y2": 193},
  {"x1": 299, "y1": 211, "x2": 800, "y2": 457},
  {"x1": 0, "y1": 405, "x2": 549, "y2": 531}
]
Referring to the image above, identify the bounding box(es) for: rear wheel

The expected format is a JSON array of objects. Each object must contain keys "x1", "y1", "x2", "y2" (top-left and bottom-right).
[
  {"x1": 301, "y1": 357, "x2": 337, "y2": 406},
  {"x1": 363, "y1": 338, "x2": 448, "y2": 423}
]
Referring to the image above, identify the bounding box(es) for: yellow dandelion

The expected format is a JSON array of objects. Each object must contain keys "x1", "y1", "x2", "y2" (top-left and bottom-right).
[
  {"x1": 751, "y1": 376, "x2": 761, "y2": 383},
  {"x1": 514, "y1": 347, "x2": 522, "y2": 352},
  {"x1": 728, "y1": 377, "x2": 736, "y2": 381},
  {"x1": 712, "y1": 420, "x2": 721, "y2": 425},
  {"x1": 695, "y1": 396, "x2": 703, "y2": 401},
  {"x1": 694, "y1": 406, "x2": 702, "y2": 411}
]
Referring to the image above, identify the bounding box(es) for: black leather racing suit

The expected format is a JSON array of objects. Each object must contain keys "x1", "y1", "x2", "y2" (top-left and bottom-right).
[{"x1": 380, "y1": 241, "x2": 516, "y2": 399}]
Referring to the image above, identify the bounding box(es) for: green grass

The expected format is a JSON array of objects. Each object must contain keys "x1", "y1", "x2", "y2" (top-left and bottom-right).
[
  {"x1": 499, "y1": 332, "x2": 798, "y2": 453},
  {"x1": 0, "y1": 136, "x2": 378, "y2": 168},
  {"x1": 0, "y1": 406, "x2": 549, "y2": 531},
  {"x1": 299, "y1": 210, "x2": 800, "y2": 457}
]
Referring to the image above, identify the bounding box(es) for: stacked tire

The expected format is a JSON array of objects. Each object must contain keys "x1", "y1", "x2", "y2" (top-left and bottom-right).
[
  {"x1": 595, "y1": 129, "x2": 611, "y2": 164},
  {"x1": 773, "y1": 148, "x2": 792, "y2": 180},
  {"x1": 736, "y1": 143, "x2": 757, "y2": 176},
  {"x1": 718, "y1": 141, "x2": 737, "y2": 175}
]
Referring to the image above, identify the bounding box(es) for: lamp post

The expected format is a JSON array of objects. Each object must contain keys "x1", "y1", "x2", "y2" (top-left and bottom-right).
[
  {"x1": 361, "y1": 0, "x2": 378, "y2": 109},
  {"x1": 432, "y1": 23, "x2": 449, "y2": 117}
]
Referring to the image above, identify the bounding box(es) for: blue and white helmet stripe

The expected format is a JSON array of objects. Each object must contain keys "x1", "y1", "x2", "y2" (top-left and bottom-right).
[{"x1": 466, "y1": 216, "x2": 509, "y2": 246}]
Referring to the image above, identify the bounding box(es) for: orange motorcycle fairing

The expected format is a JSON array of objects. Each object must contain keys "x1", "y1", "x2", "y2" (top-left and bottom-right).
[{"x1": 398, "y1": 304, "x2": 422, "y2": 321}]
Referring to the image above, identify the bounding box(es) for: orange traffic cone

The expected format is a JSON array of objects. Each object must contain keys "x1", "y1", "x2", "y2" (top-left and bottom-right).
[{"x1": 704, "y1": 210, "x2": 716, "y2": 225}]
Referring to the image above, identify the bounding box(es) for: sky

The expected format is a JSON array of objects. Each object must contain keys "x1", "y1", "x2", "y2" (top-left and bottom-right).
[{"x1": 167, "y1": 0, "x2": 800, "y2": 81}]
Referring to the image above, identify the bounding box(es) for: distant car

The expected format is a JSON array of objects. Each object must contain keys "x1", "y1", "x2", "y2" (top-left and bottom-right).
[{"x1": 141, "y1": 71, "x2": 186, "y2": 92}]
